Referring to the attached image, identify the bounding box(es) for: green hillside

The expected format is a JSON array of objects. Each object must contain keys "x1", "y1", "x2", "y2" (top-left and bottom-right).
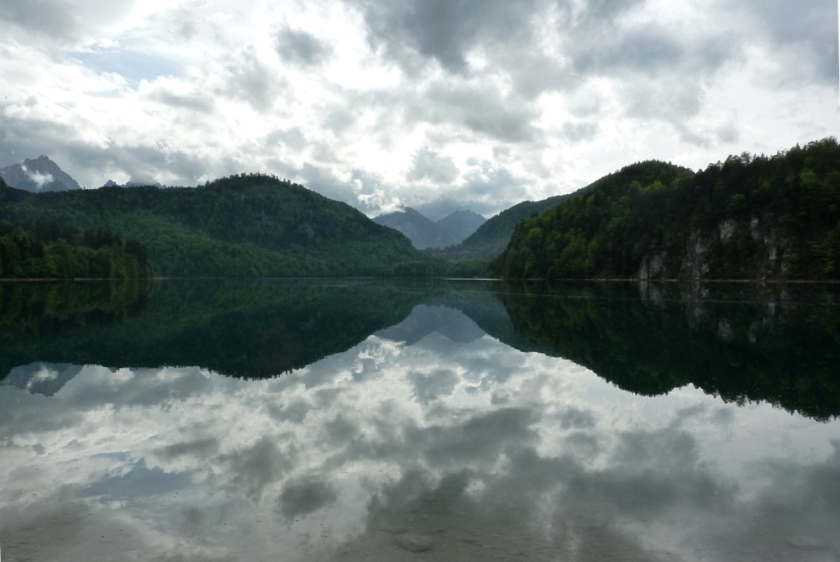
[
  {"x1": 428, "y1": 195, "x2": 569, "y2": 262},
  {"x1": 494, "y1": 139, "x2": 840, "y2": 280},
  {"x1": 1, "y1": 173, "x2": 446, "y2": 277},
  {"x1": 1, "y1": 177, "x2": 154, "y2": 279}
]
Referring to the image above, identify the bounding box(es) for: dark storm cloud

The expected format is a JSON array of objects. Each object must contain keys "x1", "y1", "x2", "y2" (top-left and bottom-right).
[
  {"x1": 568, "y1": 24, "x2": 736, "y2": 134},
  {"x1": 409, "y1": 146, "x2": 459, "y2": 183},
  {"x1": 462, "y1": 160, "x2": 529, "y2": 199},
  {"x1": 728, "y1": 0, "x2": 838, "y2": 84},
  {"x1": 560, "y1": 121, "x2": 599, "y2": 142},
  {"x1": 347, "y1": 0, "x2": 718, "y2": 91},
  {"x1": 411, "y1": 159, "x2": 531, "y2": 219},
  {"x1": 407, "y1": 369, "x2": 460, "y2": 404},
  {"x1": 350, "y1": 0, "x2": 539, "y2": 74},
  {"x1": 264, "y1": 127, "x2": 307, "y2": 151},
  {"x1": 223, "y1": 46, "x2": 281, "y2": 113},
  {"x1": 276, "y1": 477, "x2": 338, "y2": 521},
  {"x1": 575, "y1": 0, "x2": 647, "y2": 23},
  {"x1": 0, "y1": 110, "x2": 78, "y2": 168},
  {"x1": 148, "y1": 89, "x2": 216, "y2": 113},
  {"x1": 224, "y1": 436, "x2": 296, "y2": 502},
  {"x1": 346, "y1": 0, "x2": 749, "y2": 142},
  {"x1": 293, "y1": 162, "x2": 359, "y2": 207},
  {"x1": 59, "y1": 142, "x2": 209, "y2": 187},
  {"x1": 349, "y1": 411, "x2": 760, "y2": 561},
  {"x1": 321, "y1": 104, "x2": 357, "y2": 134},
  {"x1": 0, "y1": 0, "x2": 77, "y2": 38},
  {"x1": 409, "y1": 82, "x2": 541, "y2": 143},
  {"x1": 274, "y1": 26, "x2": 333, "y2": 67},
  {"x1": 558, "y1": 407, "x2": 597, "y2": 430},
  {"x1": 0, "y1": 109, "x2": 214, "y2": 186},
  {"x1": 158, "y1": 437, "x2": 221, "y2": 461},
  {"x1": 424, "y1": 407, "x2": 538, "y2": 465},
  {"x1": 716, "y1": 121, "x2": 740, "y2": 144},
  {"x1": 266, "y1": 400, "x2": 312, "y2": 424},
  {"x1": 572, "y1": 25, "x2": 686, "y2": 74},
  {"x1": 698, "y1": 440, "x2": 840, "y2": 560}
]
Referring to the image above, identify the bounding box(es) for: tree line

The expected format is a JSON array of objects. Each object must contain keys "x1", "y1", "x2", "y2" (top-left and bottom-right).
[
  {"x1": 0, "y1": 218, "x2": 154, "y2": 279},
  {"x1": 494, "y1": 138, "x2": 840, "y2": 280}
]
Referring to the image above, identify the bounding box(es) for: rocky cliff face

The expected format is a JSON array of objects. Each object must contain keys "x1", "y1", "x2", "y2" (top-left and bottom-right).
[{"x1": 638, "y1": 215, "x2": 795, "y2": 281}]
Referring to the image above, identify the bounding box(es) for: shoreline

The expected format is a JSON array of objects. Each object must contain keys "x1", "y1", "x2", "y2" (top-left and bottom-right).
[{"x1": 1, "y1": 276, "x2": 839, "y2": 285}]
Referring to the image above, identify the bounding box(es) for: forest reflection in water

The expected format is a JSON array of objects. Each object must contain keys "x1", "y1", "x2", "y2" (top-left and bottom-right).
[{"x1": 0, "y1": 279, "x2": 838, "y2": 562}]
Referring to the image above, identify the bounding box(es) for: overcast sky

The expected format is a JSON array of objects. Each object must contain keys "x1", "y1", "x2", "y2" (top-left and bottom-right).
[{"x1": 0, "y1": 0, "x2": 837, "y2": 219}]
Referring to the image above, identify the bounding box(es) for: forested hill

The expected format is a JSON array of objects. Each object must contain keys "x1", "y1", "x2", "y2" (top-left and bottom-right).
[
  {"x1": 429, "y1": 194, "x2": 570, "y2": 262},
  {"x1": 494, "y1": 138, "x2": 840, "y2": 281},
  {"x1": 1, "y1": 173, "x2": 443, "y2": 277}
]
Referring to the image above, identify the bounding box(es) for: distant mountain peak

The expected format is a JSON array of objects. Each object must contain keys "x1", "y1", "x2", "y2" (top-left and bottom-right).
[
  {"x1": 373, "y1": 207, "x2": 461, "y2": 250},
  {"x1": 0, "y1": 155, "x2": 81, "y2": 192},
  {"x1": 373, "y1": 207, "x2": 487, "y2": 249},
  {"x1": 435, "y1": 210, "x2": 486, "y2": 241}
]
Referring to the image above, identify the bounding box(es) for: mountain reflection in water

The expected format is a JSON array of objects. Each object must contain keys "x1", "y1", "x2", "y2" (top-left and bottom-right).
[{"x1": 0, "y1": 279, "x2": 838, "y2": 562}]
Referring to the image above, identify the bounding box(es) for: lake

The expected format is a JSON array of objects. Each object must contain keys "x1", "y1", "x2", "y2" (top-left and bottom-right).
[{"x1": 0, "y1": 279, "x2": 838, "y2": 562}]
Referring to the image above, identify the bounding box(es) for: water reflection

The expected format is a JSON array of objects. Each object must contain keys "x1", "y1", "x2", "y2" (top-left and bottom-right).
[
  {"x1": 0, "y1": 280, "x2": 839, "y2": 562},
  {"x1": 493, "y1": 281, "x2": 840, "y2": 420}
]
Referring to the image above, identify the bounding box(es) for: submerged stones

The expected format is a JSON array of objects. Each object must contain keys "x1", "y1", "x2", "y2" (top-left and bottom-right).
[{"x1": 394, "y1": 532, "x2": 434, "y2": 552}]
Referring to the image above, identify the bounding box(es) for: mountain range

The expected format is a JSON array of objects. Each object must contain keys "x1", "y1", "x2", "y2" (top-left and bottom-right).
[
  {"x1": 0, "y1": 156, "x2": 81, "y2": 192},
  {"x1": 373, "y1": 207, "x2": 486, "y2": 250},
  {"x1": 1, "y1": 173, "x2": 448, "y2": 277},
  {"x1": 427, "y1": 195, "x2": 570, "y2": 262},
  {"x1": 5, "y1": 137, "x2": 840, "y2": 281},
  {"x1": 0, "y1": 154, "x2": 522, "y2": 263}
]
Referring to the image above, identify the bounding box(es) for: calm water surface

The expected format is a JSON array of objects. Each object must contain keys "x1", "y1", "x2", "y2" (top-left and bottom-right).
[{"x1": 0, "y1": 280, "x2": 838, "y2": 562}]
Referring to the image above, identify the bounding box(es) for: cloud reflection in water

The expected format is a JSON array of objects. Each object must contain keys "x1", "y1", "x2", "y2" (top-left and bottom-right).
[{"x1": 0, "y1": 305, "x2": 838, "y2": 562}]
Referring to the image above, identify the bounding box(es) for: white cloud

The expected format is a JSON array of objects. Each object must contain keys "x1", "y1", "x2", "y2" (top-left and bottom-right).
[
  {"x1": 22, "y1": 165, "x2": 55, "y2": 188},
  {"x1": 0, "y1": 0, "x2": 836, "y2": 216}
]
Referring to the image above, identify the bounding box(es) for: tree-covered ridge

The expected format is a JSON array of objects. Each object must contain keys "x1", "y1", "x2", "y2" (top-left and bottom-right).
[
  {"x1": 1, "y1": 173, "x2": 447, "y2": 277},
  {"x1": 0, "y1": 219, "x2": 154, "y2": 279},
  {"x1": 494, "y1": 139, "x2": 840, "y2": 280}
]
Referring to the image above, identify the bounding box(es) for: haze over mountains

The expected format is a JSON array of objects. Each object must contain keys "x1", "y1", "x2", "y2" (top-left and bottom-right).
[
  {"x1": 0, "y1": 156, "x2": 81, "y2": 193},
  {"x1": 373, "y1": 207, "x2": 486, "y2": 250},
  {"x1": 3, "y1": 137, "x2": 840, "y2": 281},
  {"x1": 429, "y1": 195, "x2": 569, "y2": 262}
]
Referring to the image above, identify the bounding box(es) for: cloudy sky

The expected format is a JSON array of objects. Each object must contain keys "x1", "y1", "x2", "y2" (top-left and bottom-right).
[{"x1": 0, "y1": 0, "x2": 837, "y2": 218}]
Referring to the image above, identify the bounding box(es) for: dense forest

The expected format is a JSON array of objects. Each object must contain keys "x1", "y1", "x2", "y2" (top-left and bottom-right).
[
  {"x1": 1, "y1": 174, "x2": 452, "y2": 278},
  {"x1": 0, "y1": 177, "x2": 154, "y2": 279},
  {"x1": 494, "y1": 138, "x2": 840, "y2": 280}
]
